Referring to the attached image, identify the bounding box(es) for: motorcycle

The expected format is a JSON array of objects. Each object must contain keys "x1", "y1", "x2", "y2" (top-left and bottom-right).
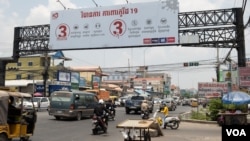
[
  {"x1": 108, "y1": 107, "x2": 115, "y2": 121},
  {"x1": 163, "y1": 116, "x2": 181, "y2": 129},
  {"x1": 152, "y1": 111, "x2": 181, "y2": 130},
  {"x1": 141, "y1": 110, "x2": 150, "y2": 119},
  {"x1": 92, "y1": 113, "x2": 109, "y2": 135}
]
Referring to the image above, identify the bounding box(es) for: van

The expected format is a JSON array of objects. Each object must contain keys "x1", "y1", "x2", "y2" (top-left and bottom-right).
[{"x1": 48, "y1": 90, "x2": 98, "y2": 120}]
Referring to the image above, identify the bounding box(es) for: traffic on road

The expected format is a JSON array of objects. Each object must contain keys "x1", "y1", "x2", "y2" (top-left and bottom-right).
[{"x1": 25, "y1": 103, "x2": 221, "y2": 141}]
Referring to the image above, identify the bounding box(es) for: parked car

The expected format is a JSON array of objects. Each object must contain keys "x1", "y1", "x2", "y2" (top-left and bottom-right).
[
  {"x1": 32, "y1": 97, "x2": 50, "y2": 111},
  {"x1": 159, "y1": 98, "x2": 177, "y2": 111}
]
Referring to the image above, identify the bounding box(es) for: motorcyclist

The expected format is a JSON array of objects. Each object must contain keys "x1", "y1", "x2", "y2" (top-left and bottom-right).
[
  {"x1": 160, "y1": 103, "x2": 169, "y2": 129},
  {"x1": 106, "y1": 99, "x2": 116, "y2": 116},
  {"x1": 93, "y1": 99, "x2": 109, "y2": 130},
  {"x1": 141, "y1": 100, "x2": 149, "y2": 117}
]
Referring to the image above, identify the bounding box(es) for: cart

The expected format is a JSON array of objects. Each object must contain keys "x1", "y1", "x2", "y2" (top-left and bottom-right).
[{"x1": 116, "y1": 119, "x2": 154, "y2": 141}]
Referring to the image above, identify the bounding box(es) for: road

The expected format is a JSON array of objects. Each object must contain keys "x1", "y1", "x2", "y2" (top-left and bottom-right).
[{"x1": 13, "y1": 105, "x2": 221, "y2": 141}]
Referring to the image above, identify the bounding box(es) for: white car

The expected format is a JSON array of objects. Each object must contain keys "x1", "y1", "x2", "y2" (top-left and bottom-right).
[
  {"x1": 32, "y1": 97, "x2": 50, "y2": 111},
  {"x1": 22, "y1": 97, "x2": 34, "y2": 109}
]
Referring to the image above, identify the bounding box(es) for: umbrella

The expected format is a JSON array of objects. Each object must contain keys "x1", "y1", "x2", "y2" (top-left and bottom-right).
[
  {"x1": 222, "y1": 91, "x2": 250, "y2": 105},
  {"x1": 33, "y1": 92, "x2": 43, "y2": 97}
]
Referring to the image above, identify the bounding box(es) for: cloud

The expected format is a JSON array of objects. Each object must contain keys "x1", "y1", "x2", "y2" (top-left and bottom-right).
[{"x1": 24, "y1": 5, "x2": 50, "y2": 26}]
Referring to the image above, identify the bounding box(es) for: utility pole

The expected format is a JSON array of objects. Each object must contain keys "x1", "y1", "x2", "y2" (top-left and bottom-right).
[
  {"x1": 216, "y1": 46, "x2": 220, "y2": 82},
  {"x1": 0, "y1": 61, "x2": 7, "y2": 86},
  {"x1": 43, "y1": 51, "x2": 49, "y2": 97}
]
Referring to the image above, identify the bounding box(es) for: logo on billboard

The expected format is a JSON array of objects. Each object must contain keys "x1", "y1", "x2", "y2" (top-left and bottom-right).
[
  {"x1": 56, "y1": 23, "x2": 70, "y2": 40},
  {"x1": 109, "y1": 19, "x2": 127, "y2": 38}
]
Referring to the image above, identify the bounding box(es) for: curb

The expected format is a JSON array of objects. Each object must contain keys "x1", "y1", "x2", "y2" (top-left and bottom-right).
[
  {"x1": 179, "y1": 111, "x2": 217, "y2": 124},
  {"x1": 181, "y1": 119, "x2": 217, "y2": 124}
]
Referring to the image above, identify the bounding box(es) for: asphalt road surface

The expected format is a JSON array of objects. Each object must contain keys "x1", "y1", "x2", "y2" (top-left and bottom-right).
[{"x1": 11, "y1": 105, "x2": 221, "y2": 141}]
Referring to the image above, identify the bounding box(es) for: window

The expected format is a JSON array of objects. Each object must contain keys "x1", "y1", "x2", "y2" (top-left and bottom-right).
[
  {"x1": 28, "y1": 62, "x2": 33, "y2": 66},
  {"x1": 53, "y1": 72, "x2": 57, "y2": 79},
  {"x1": 17, "y1": 62, "x2": 21, "y2": 66},
  {"x1": 27, "y1": 74, "x2": 33, "y2": 80},
  {"x1": 16, "y1": 74, "x2": 21, "y2": 79}
]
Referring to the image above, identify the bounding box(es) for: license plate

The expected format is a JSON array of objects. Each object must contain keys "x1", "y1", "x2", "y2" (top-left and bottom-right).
[{"x1": 57, "y1": 110, "x2": 62, "y2": 113}]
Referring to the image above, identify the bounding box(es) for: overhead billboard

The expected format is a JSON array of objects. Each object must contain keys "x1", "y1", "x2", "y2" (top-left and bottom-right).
[{"x1": 49, "y1": 1, "x2": 179, "y2": 50}]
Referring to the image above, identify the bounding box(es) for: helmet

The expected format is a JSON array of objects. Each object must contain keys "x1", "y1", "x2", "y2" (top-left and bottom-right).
[{"x1": 99, "y1": 99, "x2": 104, "y2": 104}]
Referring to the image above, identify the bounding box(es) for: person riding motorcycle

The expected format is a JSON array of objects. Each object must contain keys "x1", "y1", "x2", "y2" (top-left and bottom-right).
[
  {"x1": 105, "y1": 99, "x2": 116, "y2": 116},
  {"x1": 160, "y1": 103, "x2": 169, "y2": 128},
  {"x1": 141, "y1": 100, "x2": 149, "y2": 116},
  {"x1": 93, "y1": 99, "x2": 109, "y2": 128}
]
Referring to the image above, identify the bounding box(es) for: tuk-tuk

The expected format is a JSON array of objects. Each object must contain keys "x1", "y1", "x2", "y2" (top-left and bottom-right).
[
  {"x1": 190, "y1": 98, "x2": 198, "y2": 107},
  {"x1": 0, "y1": 90, "x2": 37, "y2": 141}
]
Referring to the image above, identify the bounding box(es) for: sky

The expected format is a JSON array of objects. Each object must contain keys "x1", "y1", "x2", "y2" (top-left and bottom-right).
[{"x1": 0, "y1": 0, "x2": 250, "y2": 89}]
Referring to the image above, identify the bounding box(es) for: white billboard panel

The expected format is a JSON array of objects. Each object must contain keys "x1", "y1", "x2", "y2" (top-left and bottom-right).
[
  {"x1": 49, "y1": 1, "x2": 179, "y2": 50},
  {"x1": 239, "y1": 67, "x2": 250, "y2": 87},
  {"x1": 198, "y1": 82, "x2": 228, "y2": 97},
  {"x1": 180, "y1": 35, "x2": 199, "y2": 44}
]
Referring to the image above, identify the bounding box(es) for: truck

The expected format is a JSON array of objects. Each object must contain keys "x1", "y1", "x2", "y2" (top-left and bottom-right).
[
  {"x1": 85, "y1": 89, "x2": 110, "y2": 101},
  {"x1": 125, "y1": 95, "x2": 154, "y2": 114}
]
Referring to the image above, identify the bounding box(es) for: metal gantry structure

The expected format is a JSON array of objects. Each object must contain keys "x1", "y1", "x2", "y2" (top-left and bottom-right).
[{"x1": 0, "y1": 8, "x2": 246, "y2": 87}]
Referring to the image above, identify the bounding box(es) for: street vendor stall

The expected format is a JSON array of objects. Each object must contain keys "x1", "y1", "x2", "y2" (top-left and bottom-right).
[
  {"x1": 218, "y1": 112, "x2": 248, "y2": 125},
  {"x1": 220, "y1": 91, "x2": 250, "y2": 125},
  {"x1": 116, "y1": 119, "x2": 154, "y2": 141}
]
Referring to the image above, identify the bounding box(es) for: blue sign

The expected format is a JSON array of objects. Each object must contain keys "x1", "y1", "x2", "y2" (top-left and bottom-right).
[
  {"x1": 49, "y1": 85, "x2": 71, "y2": 96},
  {"x1": 36, "y1": 84, "x2": 44, "y2": 92}
]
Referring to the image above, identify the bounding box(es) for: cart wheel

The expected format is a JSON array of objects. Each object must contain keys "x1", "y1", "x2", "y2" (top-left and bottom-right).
[
  {"x1": 20, "y1": 136, "x2": 29, "y2": 141},
  {"x1": 144, "y1": 132, "x2": 151, "y2": 141},
  {"x1": 124, "y1": 137, "x2": 132, "y2": 141},
  {"x1": 92, "y1": 129, "x2": 98, "y2": 135},
  {"x1": 0, "y1": 134, "x2": 8, "y2": 141}
]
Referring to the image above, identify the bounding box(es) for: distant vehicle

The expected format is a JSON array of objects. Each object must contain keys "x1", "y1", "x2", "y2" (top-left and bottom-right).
[
  {"x1": 190, "y1": 98, "x2": 198, "y2": 107},
  {"x1": 172, "y1": 96, "x2": 181, "y2": 105},
  {"x1": 159, "y1": 98, "x2": 176, "y2": 111},
  {"x1": 125, "y1": 95, "x2": 154, "y2": 114},
  {"x1": 118, "y1": 95, "x2": 131, "y2": 106},
  {"x1": 153, "y1": 97, "x2": 162, "y2": 104},
  {"x1": 181, "y1": 98, "x2": 190, "y2": 106},
  {"x1": 48, "y1": 90, "x2": 98, "y2": 120},
  {"x1": 32, "y1": 97, "x2": 50, "y2": 111}
]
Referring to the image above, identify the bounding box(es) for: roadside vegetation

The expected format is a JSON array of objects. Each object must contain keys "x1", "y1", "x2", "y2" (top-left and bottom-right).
[{"x1": 190, "y1": 98, "x2": 248, "y2": 121}]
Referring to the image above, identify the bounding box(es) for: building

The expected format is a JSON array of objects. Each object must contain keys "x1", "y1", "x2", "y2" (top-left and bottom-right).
[{"x1": 5, "y1": 51, "x2": 71, "y2": 95}]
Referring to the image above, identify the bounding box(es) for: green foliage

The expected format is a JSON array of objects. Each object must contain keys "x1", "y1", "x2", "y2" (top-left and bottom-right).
[
  {"x1": 208, "y1": 98, "x2": 223, "y2": 121},
  {"x1": 190, "y1": 110, "x2": 207, "y2": 120}
]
